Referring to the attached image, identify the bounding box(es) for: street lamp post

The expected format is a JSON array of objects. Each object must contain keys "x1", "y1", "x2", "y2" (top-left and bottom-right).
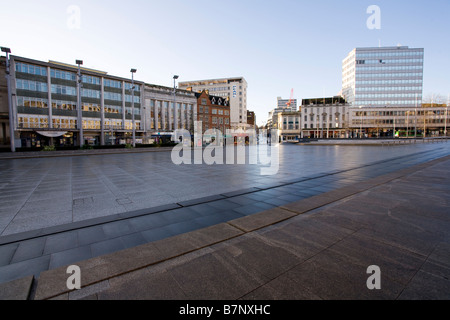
[
  {"x1": 359, "y1": 106, "x2": 363, "y2": 139},
  {"x1": 1, "y1": 47, "x2": 15, "y2": 152},
  {"x1": 445, "y1": 104, "x2": 448, "y2": 137},
  {"x1": 423, "y1": 99, "x2": 427, "y2": 139},
  {"x1": 130, "y1": 69, "x2": 137, "y2": 147},
  {"x1": 393, "y1": 115, "x2": 396, "y2": 138},
  {"x1": 316, "y1": 114, "x2": 319, "y2": 139},
  {"x1": 406, "y1": 110, "x2": 410, "y2": 138},
  {"x1": 76, "y1": 60, "x2": 84, "y2": 147},
  {"x1": 415, "y1": 94, "x2": 418, "y2": 139},
  {"x1": 173, "y1": 75, "x2": 179, "y2": 133},
  {"x1": 326, "y1": 112, "x2": 329, "y2": 139}
]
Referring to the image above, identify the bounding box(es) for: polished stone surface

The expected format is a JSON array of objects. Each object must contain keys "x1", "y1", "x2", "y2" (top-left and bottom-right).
[
  {"x1": 0, "y1": 143, "x2": 448, "y2": 236},
  {"x1": 0, "y1": 142, "x2": 449, "y2": 294}
]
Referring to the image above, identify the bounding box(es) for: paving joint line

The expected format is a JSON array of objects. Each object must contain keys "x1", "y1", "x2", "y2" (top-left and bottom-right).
[{"x1": 0, "y1": 149, "x2": 447, "y2": 246}]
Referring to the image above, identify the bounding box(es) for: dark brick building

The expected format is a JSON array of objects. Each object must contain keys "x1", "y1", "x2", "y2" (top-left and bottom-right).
[
  {"x1": 247, "y1": 110, "x2": 256, "y2": 128},
  {"x1": 195, "y1": 90, "x2": 230, "y2": 133}
]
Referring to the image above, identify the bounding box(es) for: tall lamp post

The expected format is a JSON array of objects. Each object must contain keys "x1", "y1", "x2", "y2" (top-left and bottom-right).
[
  {"x1": 130, "y1": 68, "x2": 137, "y2": 147},
  {"x1": 359, "y1": 106, "x2": 363, "y2": 139},
  {"x1": 423, "y1": 96, "x2": 428, "y2": 139},
  {"x1": 1, "y1": 47, "x2": 15, "y2": 152},
  {"x1": 445, "y1": 104, "x2": 448, "y2": 137},
  {"x1": 406, "y1": 110, "x2": 410, "y2": 138},
  {"x1": 173, "y1": 75, "x2": 179, "y2": 135},
  {"x1": 76, "y1": 60, "x2": 84, "y2": 147},
  {"x1": 414, "y1": 94, "x2": 418, "y2": 139},
  {"x1": 393, "y1": 115, "x2": 396, "y2": 138}
]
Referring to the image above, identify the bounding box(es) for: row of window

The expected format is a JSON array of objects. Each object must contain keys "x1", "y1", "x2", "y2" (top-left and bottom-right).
[
  {"x1": 198, "y1": 106, "x2": 229, "y2": 115},
  {"x1": 52, "y1": 100, "x2": 76, "y2": 110},
  {"x1": 354, "y1": 110, "x2": 449, "y2": 117},
  {"x1": 16, "y1": 79, "x2": 48, "y2": 92},
  {"x1": 303, "y1": 107, "x2": 346, "y2": 114},
  {"x1": 124, "y1": 82, "x2": 141, "y2": 91},
  {"x1": 356, "y1": 51, "x2": 423, "y2": 58},
  {"x1": 151, "y1": 120, "x2": 193, "y2": 130},
  {"x1": 304, "y1": 123, "x2": 344, "y2": 129},
  {"x1": 212, "y1": 92, "x2": 229, "y2": 97},
  {"x1": 308, "y1": 115, "x2": 338, "y2": 122},
  {"x1": 15, "y1": 62, "x2": 139, "y2": 89},
  {"x1": 304, "y1": 115, "x2": 345, "y2": 121},
  {"x1": 17, "y1": 96, "x2": 140, "y2": 115},
  {"x1": 104, "y1": 119, "x2": 123, "y2": 130},
  {"x1": 17, "y1": 97, "x2": 49, "y2": 108},
  {"x1": 357, "y1": 100, "x2": 422, "y2": 105},
  {"x1": 52, "y1": 70, "x2": 101, "y2": 85},
  {"x1": 104, "y1": 79, "x2": 122, "y2": 89},
  {"x1": 356, "y1": 72, "x2": 423, "y2": 79},
  {"x1": 105, "y1": 105, "x2": 121, "y2": 114},
  {"x1": 52, "y1": 84, "x2": 76, "y2": 96},
  {"x1": 15, "y1": 62, "x2": 47, "y2": 76},
  {"x1": 150, "y1": 103, "x2": 193, "y2": 130},
  {"x1": 198, "y1": 115, "x2": 230, "y2": 124},
  {"x1": 82, "y1": 88, "x2": 101, "y2": 99},
  {"x1": 357, "y1": 65, "x2": 423, "y2": 71},
  {"x1": 282, "y1": 118, "x2": 300, "y2": 123},
  {"x1": 356, "y1": 59, "x2": 423, "y2": 65},
  {"x1": 83, "y1": 75, "x2": 101, "y2": 85},
  {"x1": 124, "y1": 95, "x2": 141, "y2": 103},
  {"x1": 104, "y1": 91, "x2": 122, "y2": 101},
  {"x1": 352, "y1": 118, "x2": 447, "y2": 125},
  {"x1": 21, "y1": 84, "x2": 141, "y2": 103},
  {"x1": 17, "y1": 115, "x2": 141, "y2": 130},
  {"x1": 124, "y1": 107, "x2": 140, "y2": 115},
  {"x1": 356, "y1": 79, "x2": 422, "y2": 85},
  {"x1": 51, "y1": 69, "x2": 76, "y2": 81},
  {"x1": 82, "y1": 104, "x2": 101, "y2": 112},
  {"x1": 281, "y1": 125, "x2": 300, "y2": 130},
  {"x1": 150, "y1": 100, "x2": 194, "y2": 111},
  {"x1": 18, "y1": 116, "x2": 75, "y2": 129},
  {"x1": 209, "y1": 86, "x2": 231, "y2": 92},
  {"x1": 212, "y1": 117, "x2": 230, "y2": 124},
  {"x1": 356, "y1": 87, "x2": 422, "y2": 92},
  {"x1": 356, "y1": 93, "x2": 422, "y2": 99},
  {"x1": 212, "y1": 109, "x2": 229, "y2": 115}
]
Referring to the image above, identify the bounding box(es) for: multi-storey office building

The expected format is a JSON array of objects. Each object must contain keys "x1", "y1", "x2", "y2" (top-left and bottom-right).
[
  {"x1": 143, "y1": 83, "x2": 197, "y2": 143},
  {"x1": 0, "y1": 55, "x2": 199, "y2": 148},
  {"x1": 301, "y1": 96, "x2": 350, "y2": 138},
  {"x1": 342, "y1": 46, "x2": 424, "y2": 108},
  {"x1": 178, "y1": 77, "x2": 248, "y2": 128},
  {"x1": 267, "y1": 99, "x2": 297, "y2": 131},
  {"x1": 349, "y1": 104, "x2": 449, "y2": 138},
  {"x1": 277, "y1": 111, "x2": 301, "y2": 142},
  {"x1": 2, "y1": 55, "x2": 146, "y2": 148},
  {"x1": 277, "y1": 96, "x2": 297, "y2": 110},
  {"x1": 0, "y1": 60, "x2": 9, "y2": 148}
]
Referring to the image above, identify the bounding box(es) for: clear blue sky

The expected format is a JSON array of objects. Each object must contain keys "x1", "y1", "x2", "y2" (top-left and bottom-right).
[{"x1": 1, "y1": 0, "x2": 449, "y2": 125}]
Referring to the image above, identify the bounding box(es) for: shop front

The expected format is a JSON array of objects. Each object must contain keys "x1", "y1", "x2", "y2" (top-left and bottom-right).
[{"x1": 19, "y1": 130, "x2": 75, "y2": 148}]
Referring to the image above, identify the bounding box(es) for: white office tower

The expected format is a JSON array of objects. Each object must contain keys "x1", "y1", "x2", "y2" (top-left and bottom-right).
[{"x1": 342, "y1": 46, "x2": 424, "y2": 108}]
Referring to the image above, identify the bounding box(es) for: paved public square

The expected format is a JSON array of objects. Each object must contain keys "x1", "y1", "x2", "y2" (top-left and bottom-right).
[
  {"x1": 1, "y1": 142, "x2": 449, "y2": 237},
  {"x1": 0, "y1": 141, "x2": 449, "y2": 300}
]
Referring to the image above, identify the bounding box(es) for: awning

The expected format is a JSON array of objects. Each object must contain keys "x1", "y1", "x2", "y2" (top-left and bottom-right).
[{"x1": 36, "y1": 131, "x2": 68, "y2": 138}]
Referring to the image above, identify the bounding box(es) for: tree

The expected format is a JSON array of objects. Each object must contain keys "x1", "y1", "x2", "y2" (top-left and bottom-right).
[{"x1": 423, "y1": 93, "x2": 447, "y2": 105}]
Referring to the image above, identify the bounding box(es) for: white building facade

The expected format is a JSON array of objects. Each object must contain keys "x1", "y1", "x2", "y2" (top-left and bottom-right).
[
  {"x1": 277, "y1": 111, "x2": 301, "y2": 142},
  {"x1": 178, "y1": 77, "x2": 247, "y2": 128},
  {"x1": 301, "y1": 97, "x2": 350, "y2": 138},
  {"x1": 342, "y1": 46, "x2": 424, "y2": 109}
]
